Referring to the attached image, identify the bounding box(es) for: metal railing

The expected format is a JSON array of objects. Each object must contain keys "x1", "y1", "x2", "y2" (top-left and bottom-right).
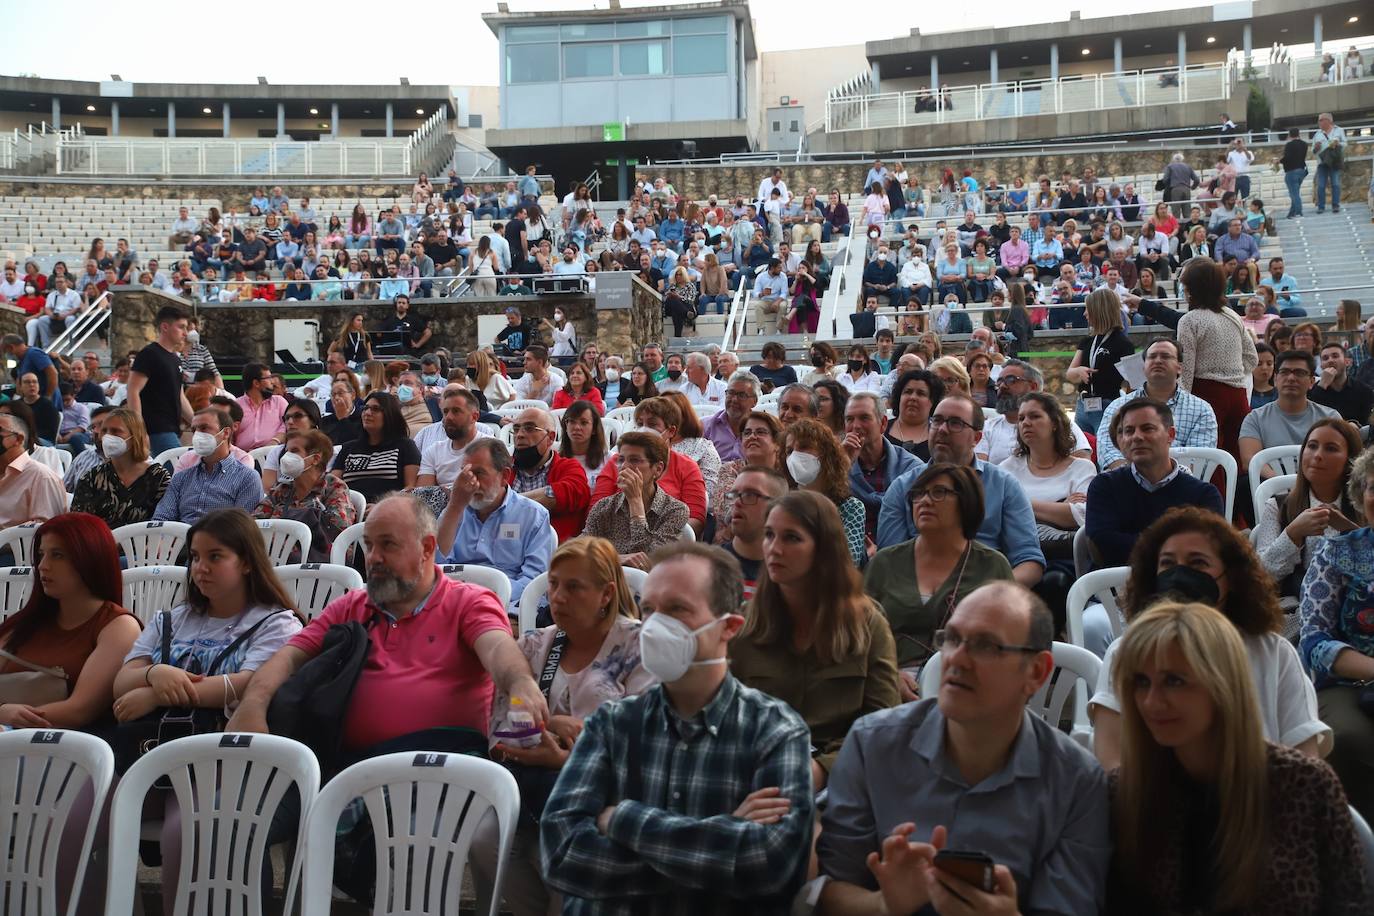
[
  {"x1": 1289, "y1": 44, "x2": 1374, "y2": 91},
  {"x1": 825, "y1": 63, "x2": 1233, "y2": 133},
  {"x1": 46, "y1": 291, "x2": 111, "y2": 359},
  {"x1": 720, "y1": 277, "x2": 749, "y2": 350},
  {"x1": 817, "y1": 221, "x2": 860, "y2": 343}
]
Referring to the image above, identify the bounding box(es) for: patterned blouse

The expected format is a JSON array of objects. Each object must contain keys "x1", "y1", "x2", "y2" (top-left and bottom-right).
[
  {"x1": 253, "y1": 474, "x2": 357, "y2": 564},
  {"x1": 1298, "y1": 528, "x2": 1374, "y2": 687},
  {"x1": 72, "y1": 460, "x2": 171, "y2": 528},
  {"x1": 673, "y1": 436, "x2": 721, "y2": 495},
  {"x1": 582, "y1": 485, "x2": 690, "y2": 556}
]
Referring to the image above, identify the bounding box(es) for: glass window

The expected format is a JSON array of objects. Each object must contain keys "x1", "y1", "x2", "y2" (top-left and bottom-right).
[
  {"x1": 506, "y1": 25, "x2": 559, "y2": 43},
  {"x1": 673, "y1": 16, "x2": 727, "y2": 34},
  {"x1": 617, "y1": 19, "x2": 669, "y2": 38},
  {"x1": 561, "y1": 22, "x2": 615, "y2": 40},
  {"x1": 620, "y1": 39, "x2": 670, "y2": 76},
  {"x1": 672, "y1": 34, "x2": 726, "y2": 75},
  {"x1": 564, "y1": 42, "x2": 614, "y2": 79},
  {"x1": 506, "y1": 43, "x2": 559, "y2": 83}
]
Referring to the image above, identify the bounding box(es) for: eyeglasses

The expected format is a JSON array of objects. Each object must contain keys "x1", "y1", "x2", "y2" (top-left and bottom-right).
[
  {"x1": 933, "y1": 629, "x2": 1042, "y2": 659},
  {"x1": 361, "y1": 405, "x2": 384, "y2": 414},
  {"x1": 723, "y1": 490, "x2": 770, "y2": 506},
  {"x1": 510, "y1": 423, "x2": 553, "y2": 435},
  {"x1": 995, "y1": 375, "x2": 1026, "y2": 387},
  {"x1": 741, "y1": 427, "x2": 774, "y2": 440},
  {"x1": 908, "y1": 485, "x2": 957, "y2": 504},
  {"x1": 724, "y1": 390, "x2": 756, "y2": 400},
  {"x1": 1277, "y1": 368, "x2": 1312, "y2": 378},
  {"x1": 284, "y1": 412, "x2": 309, "y2": 421},
  {"x1": 928, "y1": 416, "x2": 974, "y2": 432}
]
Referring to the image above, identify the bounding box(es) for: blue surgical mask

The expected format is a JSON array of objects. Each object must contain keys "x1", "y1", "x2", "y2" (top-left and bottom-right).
[
  {"x1": 397, "y1": 385, "x2": 415, "y2": 403},
  {"x1": 421, "y1": 374, "x2": 440, "y2": 386}
]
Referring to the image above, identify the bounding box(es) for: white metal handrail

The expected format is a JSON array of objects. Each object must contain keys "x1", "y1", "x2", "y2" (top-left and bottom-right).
[
  {"x1": 816, "y1": 221, "x2": 860, "y2": 342},
  {"x1": 719, "y1": 276, "x2": 747, "y2": 348},
  {"x1": 825, "y1": 63, "x2": 1233, "y2": 133},
  {"x1": 45, "y1": 290, "x2": 111, "y2": 358},
  {"x1": 1289, "y1": 44, "x2": 1374, "y2": 91},
  {"x1": 57, "y1": 137, "x2": 420, "y2": 178}
]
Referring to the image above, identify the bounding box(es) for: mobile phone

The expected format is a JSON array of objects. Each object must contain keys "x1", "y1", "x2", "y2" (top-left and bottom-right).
[{"x1": 932, "y1": 850, "x2": 996, "y2": 893}]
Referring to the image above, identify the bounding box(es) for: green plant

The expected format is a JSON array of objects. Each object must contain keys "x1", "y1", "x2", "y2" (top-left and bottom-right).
[{"x1": 1246, "y1": 83, "x2": 1272, "y2": 132}]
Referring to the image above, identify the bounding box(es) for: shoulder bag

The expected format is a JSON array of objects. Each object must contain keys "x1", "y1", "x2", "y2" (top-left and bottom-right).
[{"x1": 0, "y1": 647, "x2": 69, "y2": 706}]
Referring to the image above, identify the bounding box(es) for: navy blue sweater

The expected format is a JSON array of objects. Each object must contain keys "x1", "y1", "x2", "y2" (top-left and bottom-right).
[{"x1": 1084, "y1": 465, "x2": 1224, "y2": 568}]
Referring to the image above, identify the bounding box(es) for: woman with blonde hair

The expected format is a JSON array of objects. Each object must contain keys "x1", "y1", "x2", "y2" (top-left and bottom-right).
[
  {"x1": 663, "y1": 265, "x2": 698, "y2": 337},
  {"x1": 474, "y1": 535, "x2": 655, "y2": 916},
  {"x1": 71, "y1": 407, "x2": 170, "y2": 528},
  {"x1": 361, "y1": 359, "x2": 387, "y2": 394},
  {"x1": 1066, "y1": 287, "x2": 1135, "y2": 434},
  {"x1": 731, "y1": 490, "x2": 900, "y2": 790},
  {"x1": 1107, "y1": 601, "x2": 1368, "y2": 914},
  {"x1": 783, "y1": 418, "x2": 866, "y2": 567},
  {"x1": 467, "y1": 349, "x2": 516, "y2": 409},
  {"x1": 330, "y1": 312, "x2": 372, "y2": 367},
  {"x1": 927, "y1": 355, "x2": 970, "y2": 396}
]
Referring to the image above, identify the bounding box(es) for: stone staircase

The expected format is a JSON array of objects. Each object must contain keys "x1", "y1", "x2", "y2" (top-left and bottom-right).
[{"x1": 1273, "y1": 200, "x2": 1374, "y2": 318}]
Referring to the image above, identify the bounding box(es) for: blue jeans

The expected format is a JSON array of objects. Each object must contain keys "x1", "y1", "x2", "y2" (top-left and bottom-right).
[
  {"x1": 890, "y1": 207, "x2": 906, "y2": 234},
  {"x1": 1315, "y1": 164, "x2": 1341, "y2": 212},
  {"x1": 476, "y1": 207, "x2": 498, "y2": 219},
  {"x1": 1284, "y1": 168, "x2": 1307, "y2": 217},
  {"x1": 1075, "y1": 399, "x2": 1104, "y2": 440},
  {"x1": 148, "y1": 431, "x2": 181, "y2": 457},
  {"x1": 1280, "y1": 306, "x2": 1308, "y2": 319},
  {"x1": 698, "y1": 293, "x2": 731, "y2": 315},
  {"x1": 1235, "y1": 175, "x2": 1251, "y2": 199}
]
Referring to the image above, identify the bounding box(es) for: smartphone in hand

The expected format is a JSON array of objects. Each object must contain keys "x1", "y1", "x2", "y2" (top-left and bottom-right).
[{"x1": 932, "y1": 849, "x2": 996, "y2": 893}]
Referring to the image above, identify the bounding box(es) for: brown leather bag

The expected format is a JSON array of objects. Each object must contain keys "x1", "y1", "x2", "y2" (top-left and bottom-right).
[{"x1": 0, "y1": 648, "x2": 69, "y2": 706}]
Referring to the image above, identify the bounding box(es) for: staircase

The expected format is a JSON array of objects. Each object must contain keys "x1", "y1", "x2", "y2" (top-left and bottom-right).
[{"x1": 1272, "y1": 200, "x2": 1374, "y2": 318}]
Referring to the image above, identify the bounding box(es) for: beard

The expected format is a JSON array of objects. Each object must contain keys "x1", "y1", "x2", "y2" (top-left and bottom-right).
[
  {"x1": 444, "y1": 422, "x2": 471, "y2": 441},
  {"x1": 994, "y1": 392, "x2": 1020, "y2": 415},
  {"x1": 366, "y1": 565, "x2": 420, "y2": 605}
]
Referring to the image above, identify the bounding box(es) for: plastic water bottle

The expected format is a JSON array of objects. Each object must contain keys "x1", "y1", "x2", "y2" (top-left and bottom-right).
[{"x1": 493, "y1": 696, "x2": 541, "y2": 749}]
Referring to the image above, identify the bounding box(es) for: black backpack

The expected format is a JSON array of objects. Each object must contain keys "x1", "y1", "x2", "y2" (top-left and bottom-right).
[{"x1": 267, "y1": 619, "x2": 372, "y2": 776}]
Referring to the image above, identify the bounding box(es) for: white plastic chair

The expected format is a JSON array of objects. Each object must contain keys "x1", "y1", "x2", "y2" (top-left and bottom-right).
[
  {"x1": 1065, "y1": 566, "x2": 1131, "y2": 649},
  {"x1": 440, "y1": 563, "x2": 513, "y2": 608},
  {"x1": 347, "y1": 489, "x2": 367, "y2": 521},
  {"x1": 112, "y1": 520, "x2": 190, "y2": 568},
  {"x1": 601, "y1": 416, "x2": 623, "y2": 449},
  {"x1": 0, "y1": 566, "x2": 33, "y2": 619},
  {"x1": 921, "y1": 641, "x2": 1101, "y2": 749},
  {"x1": 503, "y1": 398, "x2": 551, "y2": 412},
  {"x1": 121, "y1": 565, "x2": 188, "y2": 626},
  {"x1": 498, "y1": 424, "x2": 518, "y2": 450},
  {"x1": 517, "y1": 565, "x2": 647, "y2": 635},
  {"x1": 152, "y1": 445, "x2": 191, "y2": 468},
  {"x1": 249, "y1": 444, "x2": 278, "y2": 466},
  {"x1": 257, "y1": 517, "x2": 313, "y2": 566},
  {"x1": 52, "y1": 448, "x2": 74, "y2": 474},
  {"x1": 277, "y1": 563, "x2": 364, "y2": 621},
  {"x1": 300, "y1": 751, "x2": 519, "y2": 916},
  {"x1": 0, "y1": 728, "x2": 115, "y2": 916},
  {"x1": 680, "y1": 523, "x2": 696, "y2": 542},
  {"x1": 604, "y1": 405, "x2": 638, "y2": 424},
  {"x1": 693, "y1": 402, "x2": 720, "y2": 418},
  {"x1": 0, "y1": 521, "x2": 41, "y2": 566},
  {"x1": 1352, "y1": 805, "x2": 1374, "y2": 892},
  {"x1": 1072, "y1": 526, "x2": 1097, "y2": 578},
  {"x1": 329, "y1": 521, "x2": 366, "y2": 567},
  {"x1": 105, "y1": 733, "x2": 319, "y2": 916},
  {"x1": 1247, "y1": 444, "x2": 1301, "y2": 514},
  {"x1": 1171, "y1": 446, "x2": 1238, "y2": 521}
]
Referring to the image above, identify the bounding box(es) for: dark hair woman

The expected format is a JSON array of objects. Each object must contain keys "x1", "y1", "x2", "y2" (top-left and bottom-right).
[
  {"x1": 330, "y1": 391, "x2": 420, "y2": 503},
  {"x1": 618, "y1": 361, "x2": 660, "y2": 407},
  {"x1": 1176, "y1": 257, "x2": 1258, "y2": 461},
  {"x1": 886, "y1": 369, "x2": 944, "y2": 461},
  {"x1": 559, "y1": 400, "x2": 609, "y2": 489}
]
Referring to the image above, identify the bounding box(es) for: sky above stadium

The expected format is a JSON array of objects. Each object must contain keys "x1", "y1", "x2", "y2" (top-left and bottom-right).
[{"x1": 5, "y1": 0, "x2": 1238, "y2": 87}]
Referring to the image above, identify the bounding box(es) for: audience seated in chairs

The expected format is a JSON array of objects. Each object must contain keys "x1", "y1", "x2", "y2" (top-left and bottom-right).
[
  {"x1": 331, "y1": 391, "x2": 420, "y2": 505},
  {"x1": 582, "y1": 430, "x2": 690, "y2": 571},
  {"x1": 253, "y1": 429, "x2": 357, "y2": 564},
  {"x1": 71, "y1": 407, "x2": 170, "y2": 528},
  {"x1": 783, "y1": 417, "x2": 868, "y2": 568},
  {"x1": 152, "y1": 407, "x2": 263, "y2": 525},
  {"x1": 508, "y1": 407, "x2": 591, "y2": 543}
]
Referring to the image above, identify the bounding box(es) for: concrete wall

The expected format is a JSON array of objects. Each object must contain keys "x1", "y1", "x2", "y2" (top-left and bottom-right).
[{"x1": 757, "y1": 44, "x2": 868, "y2": 141}]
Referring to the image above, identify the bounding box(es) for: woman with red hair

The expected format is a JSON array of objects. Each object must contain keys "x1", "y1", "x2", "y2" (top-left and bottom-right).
[{"x1": 0, "y1": 512, "x2": 139, "y2": 729}]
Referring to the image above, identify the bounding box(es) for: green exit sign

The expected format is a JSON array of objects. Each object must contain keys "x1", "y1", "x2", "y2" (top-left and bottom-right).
[{"x1": 602, "y1": 122, "x2": 625, "y2": 142}]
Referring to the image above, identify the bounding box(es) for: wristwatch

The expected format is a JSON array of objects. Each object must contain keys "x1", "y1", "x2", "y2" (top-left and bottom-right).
[{"x1": 545, "y1": 486, "x2": 554, "y2": 500}]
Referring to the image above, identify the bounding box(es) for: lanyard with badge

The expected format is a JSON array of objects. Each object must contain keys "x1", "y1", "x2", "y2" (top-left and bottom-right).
[{"x1": 1082, "y1": 334, "x2": 1109, "y2": 412}]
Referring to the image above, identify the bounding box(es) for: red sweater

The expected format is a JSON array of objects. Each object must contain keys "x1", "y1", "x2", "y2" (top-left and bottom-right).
[
  {"x1": 590, "y1": 449, "x2": 707, "y2": 523},
  {"x1": 536, "y1": 452, "x2": 591, "y2": 542},
  {"x1": 552, "y1": 387, "x2": 605, "y2": 415}
]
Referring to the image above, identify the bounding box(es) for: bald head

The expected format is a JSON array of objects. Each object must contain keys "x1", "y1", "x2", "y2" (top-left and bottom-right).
[{"x1": 514, "y1": 406, "x2": 557, "y2": 456}]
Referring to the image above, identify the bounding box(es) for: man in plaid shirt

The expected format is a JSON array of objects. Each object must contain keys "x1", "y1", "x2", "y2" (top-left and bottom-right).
[{"x1": 541, "y1": 543, "x2": 814, "y2": 915}]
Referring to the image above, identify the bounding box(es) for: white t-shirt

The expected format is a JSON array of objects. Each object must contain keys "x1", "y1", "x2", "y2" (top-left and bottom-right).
[
  {"x1": 680, "y1": 376, "x2": 727, "y2": 407},
  {"x1": 513, "y1": 372, "x2": 560, "y2": 404},
  {"x1": 836, "y1": 371, "x2": 884, "y2": 394},
  {"x1": 996, "y1": 455, "x2": 1098, "y2": 528},
  {"x1": 420, "y1": 438, "x2": 469, "y2": 488},
  {"x1": 1091, "y1": 630, "x2": 1331, "y2": 754},
  {"x1": 976, "y1": 413, "x2": 1091, "y2": 465},
  {"x1": 1226, "y1": 148, "x2": 1253, "y2": 176},
  {"x1": 126, "y1": 604, "x2": 302, "y2": 676}
]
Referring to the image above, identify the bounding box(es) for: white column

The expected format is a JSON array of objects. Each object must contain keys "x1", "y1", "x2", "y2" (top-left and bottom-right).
[
  {"x1": 276, "y1": 102, "x2": 286, "y2": 137},
  {"x1": 1113, "y1": 37, "x2": 1123, "y2": 74},
  {"x1": 385, "y1": 102, "x2": 394, "y2": 138},
  {"x1": 167, "y1": 101, "x2": 176, "y2": 138},
  {"x1": 330, "y1": 102, "x2": 340, "y2": 138},
  {"x1": 1049, "y1": 43, "x2": 1059, "y2": 81},
  {"x1": 222, "y1": 103, "x2": 230, "y2": 138},
  {"x1": 110, "y1": 101, "x2": 119, "y2": 136},
  {"x1": 1243, "y1": 24, "x2": 1253, "y2": 66},
  {"x1": 1313, "y1": 12, "x2": 1323, "y2": 55},
  {"x1": 1177, "y1": 30, "x2": 1187, "y2": 74},
  {"x1": 51, "y1": 97, "x2": 61, "y2": 129},
  {"x1": 930, "y1": 55, "x2": 940, "y2": 90},
  {"x1": 989, "y1": 48, "x2": 999, "y2": 84}
]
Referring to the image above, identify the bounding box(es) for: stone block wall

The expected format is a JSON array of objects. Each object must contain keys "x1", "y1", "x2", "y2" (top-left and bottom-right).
[{"x1": 0, "y1": 304, "x2": 26, "y2": 342}]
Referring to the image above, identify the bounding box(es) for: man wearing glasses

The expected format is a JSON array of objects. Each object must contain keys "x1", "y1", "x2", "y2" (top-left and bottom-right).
[
  {"x1": 817, "y1": 582, "x2": 1110, "y2": 915},
  {"x1": 876, "y1": 393, "x2": 1045, "y2": 588},
  {"x1": 0, "y1": 411, "x2": 67, "y2": 528},
  {"x1": 701, "y1": 371, "x2": 760, "y2": 461},
  {"x1": 509, "y1": 406, "x2": 590, "y2": 543},
  {"x1": 975, "y1": 359, "x2": 1093, "y2": 466},
  {"x1": 1094, "y1": 338, "x2": 1219, "y2": 471},
  {"x1": 1239, "y1": 348, "x2": 1341, "y2": 484},
  {"x1": 720, "y1": 467, "x2": 789, "y2": 600}
]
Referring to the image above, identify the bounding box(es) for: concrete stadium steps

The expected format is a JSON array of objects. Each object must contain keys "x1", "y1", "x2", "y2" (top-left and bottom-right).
[{"x1": 1272, "y1": 202, "x2": 1374, "y2": 318}]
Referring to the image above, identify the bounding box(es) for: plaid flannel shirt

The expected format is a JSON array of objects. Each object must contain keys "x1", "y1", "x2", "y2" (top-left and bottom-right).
[
  {"x1": 1095, "y1": 385, "x2": 1219, "y2": 469},
  {"x1": 541, "y1": 675, "x2": 814, "y2": 916}
]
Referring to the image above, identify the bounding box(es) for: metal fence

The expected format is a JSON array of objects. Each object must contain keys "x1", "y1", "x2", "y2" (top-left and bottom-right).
[
  {"x1": 825, "y1": 64, "x2": 1233, "y2": 133},
  {"x1": 1290, "y1": 44, "x2": 1374, "y2": 91}
]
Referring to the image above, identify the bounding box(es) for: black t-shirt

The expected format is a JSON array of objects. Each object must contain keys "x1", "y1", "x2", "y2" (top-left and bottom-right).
[
  {"x1": 28, "y1": 397, "x2": 60, "y2": 443},
  {"x1": 504, "y1": 220, "x2": 526, "y2": 254},
  {"x1": 380, "y1": 312, "x2": 428, "y2": 348},
  {"x1": 74, "y1": 380, "x2": 106, "y2": 406},
  {"x1": 131, "y1": 342, "x2": 183, "y2": 434},
  {"x1": 1281, "y1": 139, "x2": 1310, "y2": 173},
  {"x1": 425, "y1": 240, "x2": 460, "y2": 267},
  {"x1": 1310, "y1": 379, "x2": 1374, "y2": 425},
  {"x1": 335, "y1": 436, "x2": 422, "y2": 503},
  {"x1": 496, "y1": 322, "x2": 533, "y2": 353},
  {"x1": 721, "y1": 541, "x2": 762, "y2": 600},
  {"x1": 1076, "y1": 330, "x2": 1136, "y2": 401}
]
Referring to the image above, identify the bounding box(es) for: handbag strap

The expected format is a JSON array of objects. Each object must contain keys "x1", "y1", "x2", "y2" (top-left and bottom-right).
[
  {"x1": 537, "y1": 630, "x2": 569, "y2": 700},
  {"x1": 0, "y1": 647, "x2": 66, "y2": 679},
  {"x1": 159, "y1": 610, "x2": 171, "y2": 666},
  {"x1": 205, "y1": 610, "x2": 291, "y2": 676}
]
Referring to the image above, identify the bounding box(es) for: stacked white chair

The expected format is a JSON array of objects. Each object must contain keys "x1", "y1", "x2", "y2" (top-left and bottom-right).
[
  {"x1": 257, "y1": 518, "x2": 313, "y2": 566},
  {"x1": 277, "y1": 563, "x2": 364, "y2": 621},
  {"x1": 122, "y1": 565, "x2": 188, "y2": 626},
  {"x1": 105, "y1": 733, "x2": 319, "y2": 916},
  {"x1": 0, "y1": 566, "x2": 34, "y2": 620},
  {"x1": 0, "y1": 521, "x2": 41, "y2": 566},
  {"x1": 0, "y1": 729, "x2": 115, "y2": 916},
  {"x1": 112, "y1": 520, "x2": 190, "y2": 568},
  {"x1": 300, "y1": 752, "x2": 519, "y2": 916},
  {"x1": 440, "y1": 564, "x2": 513, "y2": 608}
]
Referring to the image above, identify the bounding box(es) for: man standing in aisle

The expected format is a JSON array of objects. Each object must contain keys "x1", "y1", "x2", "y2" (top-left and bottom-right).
[
  {"x1": 127, "y1": 304, "x2": 194, "y2": 455},
  {"x1": 1312, "y1": 112, "x2": 1346, "y2": 215}
]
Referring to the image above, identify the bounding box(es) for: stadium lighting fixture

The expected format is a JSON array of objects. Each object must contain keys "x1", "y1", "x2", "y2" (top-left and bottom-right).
[
  {"x1": 1349, "y1": 16, "x2": 1359, "y2": 24},
  {"x1": 1081, "y1": 48, "x2": 1090, "y2": 55},
  {"x1": 309, "y1": 108, "x2": 319, "y2": 115},
  {"x1": 416, "y1": 108, "x2": 425, "y2": 114},
  {"x1": 86, "y1": 105, "x2": 96, "y2": 111},
  {"x1": 1206, "y1": 36, "x2": 1216, "y2": 43}
]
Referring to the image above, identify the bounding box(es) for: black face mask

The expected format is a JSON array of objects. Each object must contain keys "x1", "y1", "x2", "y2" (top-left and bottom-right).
[
  {"x1": 811, "y1": 354, "x2": 827, "y2": 368},
  {"x1": 1153, "y1": 565, "x2": 1221, "y2": 606},
  {"x1": 466, "y1": 366, "x2": 479, "y2": 380},
  {"x1": 847, "y1": 359, "x2": 865, "y2": 373},
  {"x1": 666, "y1": 369, "x2": 683, "y2": 381},
  {"x1": 512, "y1": 443, "x2": 543, "y2": 471}
]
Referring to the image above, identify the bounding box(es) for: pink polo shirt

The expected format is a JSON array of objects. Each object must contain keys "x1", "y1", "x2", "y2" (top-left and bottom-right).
[
  {"x1": 234, "y1": 393, "x2": 288, "y2": 450},
  {"x1": 288, "y1": 568, "x2": 511, "y2": 751},
  {"x1": 0, "y1": 450, "x2": 67, "y2": 527}
]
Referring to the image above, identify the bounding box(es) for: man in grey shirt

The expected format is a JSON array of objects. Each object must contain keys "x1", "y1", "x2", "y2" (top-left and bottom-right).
[
  {"x1": 1239, "y1": 348, "x2": 1340, "y2": 483},
  {"x1": 1160, "y1": 153, "x2": 1199, "y2": 216},
  {"x1": 817, "y1": 583, "x2": 1109, "y2": 916}
]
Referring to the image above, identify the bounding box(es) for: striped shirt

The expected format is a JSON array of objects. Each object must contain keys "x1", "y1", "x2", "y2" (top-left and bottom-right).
[
  {"x1": 541, "y1": 675, "x2": 814, "y2": 916},
  {"x1": 334, "y1": 437, "x2": 421, "y2": 503},
  {"x1": 152, "y1": 456, "x2": 263, "y2": 524},
  {"x1": 1095, "y1": 385, "x2": 1220, "y2": 469}
]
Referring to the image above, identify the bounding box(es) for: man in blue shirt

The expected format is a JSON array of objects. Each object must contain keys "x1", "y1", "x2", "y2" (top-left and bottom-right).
[
  {"x1": 517, "y1": 165, "x2": 541, "y2": 206},
  {"x1": 2, "y1": 335, "x2": 60, "y2": 408},
  {"x1": 877, "y1": 394, "x2": 1045, "y2": 587},
  {"x1": 751, "y1": 259, "x2": 789, "y2": 334},
  {"x1": 659, "y1": 210, "x2": 685, "y2": 253},
  {"x1": 1213, "y1": 218, "x2": 1260, "y2": 265},
  {"x1": 152, "y1": 406, "x2": 263, "y2": 524},
  {"x1": 844, "y1": 392, "x2": 918, "y2": 542},
  {"x1": 862, "y1": 159, "x2": 887, "y2": 195},
  {"x1": 1259, "y1": 256, "x2": 1305, "y2": 317},
  {"x1": 436, "y1": 438, "x2": 555, "y2": 609}
]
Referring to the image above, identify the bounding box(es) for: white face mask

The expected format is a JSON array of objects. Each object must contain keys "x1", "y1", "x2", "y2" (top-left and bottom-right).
[
  {"x1": 186, "y1": 330, "x2": 201, "y2": 346},
  {"x1": 605, "y1": 368, "x2": 621, "y2": 382},
  {"x1": 638, "y1": 612, "x2": 728, "y2": 683},
  {"x1": 191, "y1": 430, "x2": 221, "y2": 457},
  {"x1": 101, "y1": 434, "x2": 128, "y2": 459},
  {"x1": 278, "y1": 451, "x2": 308, "y2": 481},
  {"x1": 787, "y1": 451, "x2": 822, "y2": 486}
]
